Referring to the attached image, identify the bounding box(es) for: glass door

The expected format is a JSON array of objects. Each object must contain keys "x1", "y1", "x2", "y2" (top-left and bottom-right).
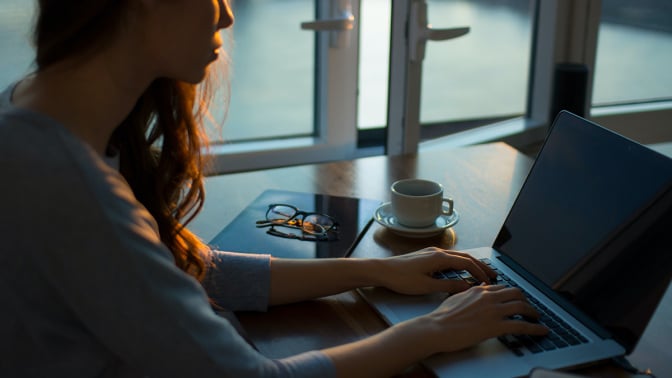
[
  {"x1": 210, "y1": 0, "x2": 362, "y2": 173},
  {"x1": 420, "y1": 0, "x2": 533, "y2": 124},
  {"x1": 356, "y1": 0, "x2": 535, "y2": 153},
  {"x1": 221, "y1": 0, "x2": 317, "y2": 142}
]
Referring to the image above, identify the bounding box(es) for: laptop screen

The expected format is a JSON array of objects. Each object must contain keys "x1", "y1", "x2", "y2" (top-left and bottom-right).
[{"x1": 493, "y1": 111, "x2": 672, "y2": 352}]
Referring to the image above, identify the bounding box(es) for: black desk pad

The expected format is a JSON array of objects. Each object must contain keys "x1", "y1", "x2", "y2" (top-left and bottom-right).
[{"x1": 209, "y1": 189, "x2": 381, "y2": 259}]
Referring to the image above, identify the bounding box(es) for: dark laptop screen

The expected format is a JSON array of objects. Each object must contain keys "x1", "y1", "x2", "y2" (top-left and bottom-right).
[{"x1": 494, "y1": 111, "x2": 672, "y2": 351}]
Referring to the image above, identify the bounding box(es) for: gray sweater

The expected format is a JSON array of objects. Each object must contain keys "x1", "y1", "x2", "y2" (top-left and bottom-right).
[{"x1": 0, "y1": 84, "x2": 335, "y2": 378}]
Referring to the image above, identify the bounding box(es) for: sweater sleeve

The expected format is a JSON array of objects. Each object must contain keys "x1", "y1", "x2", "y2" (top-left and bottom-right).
[{"x1": 202, "y1": 250, "x2": 272, "y2": 311}]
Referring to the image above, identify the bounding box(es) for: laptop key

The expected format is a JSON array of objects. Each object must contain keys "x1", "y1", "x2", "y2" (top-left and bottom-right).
[
  {"x1": 517, "y1": 335, "x2": 544, "y2": 354},
  {"x1": 563, "y1": 334, "x2": 581, "y2": 345},
  {"x1": 444, "y1": 271, "x2": 459, "y2": 279},
  {"x1": 536, "y1": 338, "x2": 557, "y2": 351},
  {"x1": 498, "y1": 334, "x2": 525, "y2": 356},
  {"x1": 463, "y1": 276, "x2": 479, "y2": 286},
  {"x1": 549, "y1": 337, "x2": 569, "y2": 348}
]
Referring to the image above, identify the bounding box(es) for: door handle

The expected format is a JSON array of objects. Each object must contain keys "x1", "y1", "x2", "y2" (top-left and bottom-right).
[
  {"x1": 409, "y1": 0, "x2": 469, "y2": 62},
  {"x1": 301, "y1": 0, "x2": 354, "y2": 48},
  {"x1": 300, "y1": 16, "x2": 354, "y2": 32}
]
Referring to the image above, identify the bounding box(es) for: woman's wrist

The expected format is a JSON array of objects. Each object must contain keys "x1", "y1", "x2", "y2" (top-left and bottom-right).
[
  {"x1": 353, "y1": 258, "x2": 389, "y2": 288},
  {"x1": 323, "y1": 311, "x2": 440, "y2": 377},
  {"x1": 393, "y1": 315, "x2": 442, "y2": 360}
]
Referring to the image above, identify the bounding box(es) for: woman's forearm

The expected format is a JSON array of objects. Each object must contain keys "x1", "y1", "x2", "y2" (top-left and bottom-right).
[
  {"x1": 322, "y1": 318, "x2": 435, "y2": 378},
  {"x1": 268, "y1": 257, "x2": 384, "y2": 306},
  {"x1": 268, "y1": 248, "x2": 498, "y2": 306}
]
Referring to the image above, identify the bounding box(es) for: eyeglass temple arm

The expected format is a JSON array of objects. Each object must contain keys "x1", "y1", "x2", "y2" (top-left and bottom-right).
[
  {"x1": 256, "y1": 219, "x2": 303, "y2": 229},
  {"x1": 266, "y1": 228, "x2": 300, "y2": 239},
  {"x1": 266, "y1": 227, "x2": 331, "y2": 241}
]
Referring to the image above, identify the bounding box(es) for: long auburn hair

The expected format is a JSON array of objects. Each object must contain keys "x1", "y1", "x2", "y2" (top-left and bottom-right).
[{"x1": 34, "y1": 0, "x2": 225, "y2": 281}]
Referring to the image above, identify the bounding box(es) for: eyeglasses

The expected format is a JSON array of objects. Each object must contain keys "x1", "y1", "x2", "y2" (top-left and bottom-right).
[{"x1": 255, "y1": 204, "x2": 339, "y2": 241}]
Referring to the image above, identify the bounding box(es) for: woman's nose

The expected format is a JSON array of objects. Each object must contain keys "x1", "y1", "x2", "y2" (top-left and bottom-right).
[{"x1": 218, "y1": 0, "x2": 234, "y2": 29}]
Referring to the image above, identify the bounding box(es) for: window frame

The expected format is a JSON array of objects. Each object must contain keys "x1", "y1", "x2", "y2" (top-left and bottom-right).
[
  {"x1": 207, "y1": 0, "x2": 368, "y2": 175},
  {"x1": 208, "y1": 0, "x2": 672, "y2": 174},
  {"x1": 417, "y1": 0, "x2": 671, "y2": 151}
]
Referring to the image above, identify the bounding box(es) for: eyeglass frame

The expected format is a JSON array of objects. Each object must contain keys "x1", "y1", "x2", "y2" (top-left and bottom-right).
[{"x1": 255, "y1": 203, "x2": 340, "y2": 241}]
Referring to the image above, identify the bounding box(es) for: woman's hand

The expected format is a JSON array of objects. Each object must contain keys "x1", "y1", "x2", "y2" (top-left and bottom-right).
[
  {"x1": 420, "y1": 284, "x2": 549, "y2": 353},
  {"x1": 373, "y1": 247, "x2": 498, "y2": 295},
  {"x1": 324, "y1": 283, "x2": 548, "y2": 378}
]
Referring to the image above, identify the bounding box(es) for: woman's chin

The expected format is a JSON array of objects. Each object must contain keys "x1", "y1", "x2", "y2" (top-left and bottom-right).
[{"x1": 179, "y1": 69, "x2": 209, "y2": 85}]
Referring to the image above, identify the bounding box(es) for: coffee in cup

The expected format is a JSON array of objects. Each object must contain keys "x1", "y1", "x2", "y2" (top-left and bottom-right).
[{"x1": 390, "y1": 178, "x2": 454, "y2": 228}]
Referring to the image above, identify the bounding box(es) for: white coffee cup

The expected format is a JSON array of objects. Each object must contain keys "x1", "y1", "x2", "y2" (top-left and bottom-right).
[{"x1": 390, "y1": 178, "x2": 454, "y2": 228}]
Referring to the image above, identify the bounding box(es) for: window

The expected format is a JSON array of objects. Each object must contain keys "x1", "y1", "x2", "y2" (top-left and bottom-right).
[
  {"x1": 208, "y1": 0, "x2": 363, "y2": 173},
  {"x1": 419, "y1": 0, "x2": 532, "y2": 124},
  {"x1": 381, "y1": 0, "x2": 541, "y2": 155},
  {"x1": 0, "y1": 1, "x2": 34, "y2": 90},
  {"x1": 593, "y1": 0, "x2": 672, "y2": 106},
  {"x1": 220, "y1": 1, "x2": 315, "y2": 142},
  {"x1": 588, "y1": 0, "x2": 672, "y2": 144},
  {"x1": 1, "y1": 1, "x2": 669, "y2": 173},
  {"x1": 409, "y1": 0, "x2": 672, "y2": 152},
  {"x1": 357, "y1": 0, "x2": 391, "y2": 130},
  {"x1": 356, "y1": 0, "x2": 534, "y2": 129}
]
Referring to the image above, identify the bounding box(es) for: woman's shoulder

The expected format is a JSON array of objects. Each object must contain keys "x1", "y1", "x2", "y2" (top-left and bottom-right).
[
  {"x1": 2, "y1": 116, "x2": 103, "y2": 205},
  {"x1": 1, "y1": 92, "x2": 108, "y2": 176},
  {"x1": 0, "y1": 92, "x2": 140, "y2": 224},
  {"x1": 0, "y1": 89, "x2": 165, "y2": 259},
  {"x1": 0, "y1": 81, "x2": 125, "y2": 207}
]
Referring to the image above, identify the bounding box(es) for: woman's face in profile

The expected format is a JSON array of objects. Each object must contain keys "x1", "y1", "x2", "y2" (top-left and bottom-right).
[{"x1": 141, "y1": 0, "x2": 234, "y2": 84}]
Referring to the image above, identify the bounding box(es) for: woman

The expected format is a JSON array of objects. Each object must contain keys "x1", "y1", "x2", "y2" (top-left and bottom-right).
[{"x1": 0, "y1": 0, "x2": 547, "y2": 377}]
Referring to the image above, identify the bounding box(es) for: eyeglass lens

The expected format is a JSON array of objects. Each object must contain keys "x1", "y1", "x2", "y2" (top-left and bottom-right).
[{"x1": 266, "y1": 205, "x2": 336, "y2": 235}]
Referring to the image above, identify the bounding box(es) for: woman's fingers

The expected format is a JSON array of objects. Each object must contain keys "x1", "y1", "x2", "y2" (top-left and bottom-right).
[
  {"x1": 439, "y1": 285, "x2": 544, "y2": 324},
  {"x1": 504, "y1": 319, "x2": 549, "y2": 336},
  {"x1": 382, "y1": 248, "x2": 510, "y2": 297},
  {"x1": 402, "y1": 247, "x2": 497, "y2": 284},
  {"x1": 476, "y1": 286, "x2": 550, "y2": 336},
  {"x1": 442, "y1": 250, "x2": 498, "y2": 277},
  {"x1": 496, "y1": 297, "x2": 540, "y2": 320},
  {"x1": 427, "y1": 248, "x2": 497, "y2": 283},
  {"x1": 428, "y1": 285, "x2": 548, "y2": 351},
  {"x1": 431, "y1": 277, "x2": 472, "y2": 293},
  {"x1": 428, "y1": 285, "x2": 550, "y2": 352}
]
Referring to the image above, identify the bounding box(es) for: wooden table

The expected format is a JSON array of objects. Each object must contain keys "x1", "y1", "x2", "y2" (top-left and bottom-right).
[{"x1": 191, "y1": 142, "x2": 671, "y2": 377}]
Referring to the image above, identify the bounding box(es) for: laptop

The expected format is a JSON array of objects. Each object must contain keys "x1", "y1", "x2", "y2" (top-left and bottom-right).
[{"x1": 358, "y1": 111, "x2": 672, "y2": 377}]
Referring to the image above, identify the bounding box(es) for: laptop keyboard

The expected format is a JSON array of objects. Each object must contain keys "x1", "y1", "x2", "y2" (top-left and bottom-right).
[{"x1": 433, "y1": 258, "x2": 589, "y2": 356}]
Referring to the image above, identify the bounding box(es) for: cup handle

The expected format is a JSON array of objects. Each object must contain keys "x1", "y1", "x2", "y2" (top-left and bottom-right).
[{"x1": 442, "y1": 198, "x2": 454, "y2": 216}]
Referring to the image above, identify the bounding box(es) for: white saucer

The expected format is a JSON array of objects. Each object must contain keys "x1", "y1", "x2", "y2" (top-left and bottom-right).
[{"x1": 373, "y1": 202, "x2": 459, "y2": 238}]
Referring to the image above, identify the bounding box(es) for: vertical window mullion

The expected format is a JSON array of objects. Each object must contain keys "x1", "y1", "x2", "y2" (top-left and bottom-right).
[
  {"x1": 528, "y1": 0, "x2": 601, "y2": 126},
  {"x1": 386, "y1": 0, "x2": 416, "y2": 155},
  {"x1": 322, "y1": 0, "x2": 360, "y2": 152}
]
